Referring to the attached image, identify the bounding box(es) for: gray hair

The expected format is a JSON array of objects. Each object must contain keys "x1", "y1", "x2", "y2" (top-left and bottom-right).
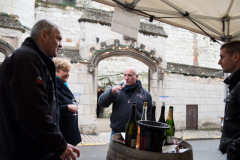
[
  {"x1": 30, "y1": 19, "x2": 58, "y2": 40},
  {"x1": 125, "y1": 66, "x2": 138, "y2": 75}
]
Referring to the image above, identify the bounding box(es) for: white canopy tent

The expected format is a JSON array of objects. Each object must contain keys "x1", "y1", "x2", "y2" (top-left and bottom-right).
[{"x1": 92, "y1": 0, "x2": 240, "y2": 42}]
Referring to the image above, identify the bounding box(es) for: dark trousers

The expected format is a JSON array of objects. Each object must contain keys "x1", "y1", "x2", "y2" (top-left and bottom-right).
[{"x1": 227, "y1": 155, "x2": 234, "y2": 160}]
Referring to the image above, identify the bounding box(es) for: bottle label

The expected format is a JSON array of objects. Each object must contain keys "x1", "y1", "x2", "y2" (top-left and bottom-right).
[{"x1": 131, "y1": 139, "x2": 136, "y2": 147}]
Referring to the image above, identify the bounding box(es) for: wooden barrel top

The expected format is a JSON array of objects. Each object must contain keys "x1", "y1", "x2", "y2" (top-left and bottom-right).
[{"x1": 106, "y1": 133, "x2": 193, "y2": 160}]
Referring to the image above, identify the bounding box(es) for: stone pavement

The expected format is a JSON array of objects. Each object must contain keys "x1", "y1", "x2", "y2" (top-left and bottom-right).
[{"x1": 77, "y1": 118, "x2": 222, "y2": 146}]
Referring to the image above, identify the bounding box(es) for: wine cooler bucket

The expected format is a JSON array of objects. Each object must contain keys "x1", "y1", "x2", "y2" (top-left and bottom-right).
[{"x1": 137, "y1": 120, "x2": 170, "y2": 152}]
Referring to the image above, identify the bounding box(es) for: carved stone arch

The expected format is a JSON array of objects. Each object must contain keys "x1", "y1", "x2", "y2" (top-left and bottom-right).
[
  {"x1": 97, "y1": 49, "x2": 157, "y2": 71},
  {"x1": 88, "y1": 46, "x2": 162, "y2": 75},
  {"x1": 0, "y1": 39, "x2": 14, "y2": 57}
]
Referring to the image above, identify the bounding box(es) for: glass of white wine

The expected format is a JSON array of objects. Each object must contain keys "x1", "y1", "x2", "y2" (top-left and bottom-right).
[
  {"x1": 119, "y1": 80, "x2": 126, "y2": 89},
  {"x1": 172, "y1": 128, "x2": 183, "y2": 152},
  {"x1": 72, "y1": 98, "x2": 79, "y2": 116}
]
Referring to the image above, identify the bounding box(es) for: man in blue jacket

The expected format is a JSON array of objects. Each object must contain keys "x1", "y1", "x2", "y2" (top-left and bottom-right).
[
  {"x1": 98, "y1": 66, "x2": 152, "y2": 139},
  {"x1": 219, "y1": 41, "x2": 240, "y2": 160},
  {"x1": 0, "y1": 19, "x2": 80, "y2": 160}
]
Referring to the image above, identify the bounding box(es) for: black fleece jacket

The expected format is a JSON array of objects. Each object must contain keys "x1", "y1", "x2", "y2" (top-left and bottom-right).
[
  {"x1": 98, "y1": 80, "x2": 152, "y2": 132},
  {"x1": 0, "y1": 37, "x2": 67, "y2": 160}
]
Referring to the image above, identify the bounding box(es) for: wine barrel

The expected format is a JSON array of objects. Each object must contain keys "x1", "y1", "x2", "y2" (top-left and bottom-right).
[{"x1": 106, "y1": 133, "x2": 193, "y2": 160}]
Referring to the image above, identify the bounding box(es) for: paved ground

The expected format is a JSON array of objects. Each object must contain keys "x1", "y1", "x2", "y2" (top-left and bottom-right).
[{"x1": 78, "y1": 118, "x2": 222, "y2": 146}]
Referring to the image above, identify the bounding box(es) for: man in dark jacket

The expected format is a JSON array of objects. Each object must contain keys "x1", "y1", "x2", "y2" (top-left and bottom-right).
[
  {"x1": 0, "y1": 19, "x2": 80, "y2": 160},
  {"x1": 98, "y1": 66, "x2": 152, "y2": 138},
  {"x1": 218, "y1": 40, "x2": 240, "y2": 160}
]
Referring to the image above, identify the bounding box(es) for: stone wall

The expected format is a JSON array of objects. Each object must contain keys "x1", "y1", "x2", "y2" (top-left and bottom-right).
[
  {"x1": 159, "y1": 22, "x2": 222, "y2": 69},
  {"x1": 160, "y1": 74, "x2": 224, "y2": 130},
  {"x1": 0, "y1": 0, "x2": 35, "y2": 28},
  {"x1": 35, "y1": 2, "x2": 84, "y2": 49},
  {"x1": 67, "y1": 63, "x2": 98, "y2": 134}
]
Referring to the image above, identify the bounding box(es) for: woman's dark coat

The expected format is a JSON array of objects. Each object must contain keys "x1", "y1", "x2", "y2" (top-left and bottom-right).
[{"x1": 56, "y1": 77, "x2": 81, "y2": 146}]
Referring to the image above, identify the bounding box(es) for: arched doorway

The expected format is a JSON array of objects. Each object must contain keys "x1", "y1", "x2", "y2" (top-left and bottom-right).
[
  {"x1": 0, "y1": 52, "x2": 5, "y2": 64},
  {"x1": 0, "y1": 39, "x2": 14, "y2": 65},
  {"x1": 97, "y1": 56, "x2": 149, "y2": 118},
  {"x1": 86, "y1": 43, "x2": 163, "y2": 133}
]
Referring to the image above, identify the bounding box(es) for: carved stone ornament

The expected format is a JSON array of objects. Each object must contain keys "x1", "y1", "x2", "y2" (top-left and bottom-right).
[
  {"x1": 157, "y1": 56, "x2": 163, "y2": 62},
  {"x1": 114, "y1": 39, "x2": 120, "y2": 47},
  {"x1": 158, "y1": 72, "x2": 164, "y2": 80},
  {"x1": 100, "y1": 42, "x2": 107, "y2": 49},
  {"x1": 87, "y1": 64, "x2": 96, "y2": 74},
  {"x1": 140, "y1": 44, "x2": 145, "y2": 50},
  {"x1": 150, "y1": 49, "x2": 156, "y2": 56},
  {"x1": 90, "y1": 47, "x2": 96, "y2": 53}
]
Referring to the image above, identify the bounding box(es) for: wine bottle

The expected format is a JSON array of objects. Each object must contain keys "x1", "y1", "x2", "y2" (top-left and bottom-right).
[
  {"x1": 150, "y1": 101, "x2": 156, "y2": 121},
  {"x1": 158, "y1": 102, "x2": 166, "y2": 123},
  {"x1": 136, "y1": 101, "x2": 148, "y2": 149},
  {"x1": 125, "y1": 102, "x2": 138, "y2": 148},
  {"x1": 165, "y1": 106, "x2": 175, "y2": 145},
  {"x1": 141, "y1": 102, "x2": 148, "y2": 120}
]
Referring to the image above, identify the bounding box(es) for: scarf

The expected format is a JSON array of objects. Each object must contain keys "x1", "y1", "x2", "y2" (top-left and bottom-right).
[
  {"x1": 56, "y1": 76, "x2": 69, "y2": 88},
  {"x1": 122, "y1": 80, "x2": 140, "y2": 98}
]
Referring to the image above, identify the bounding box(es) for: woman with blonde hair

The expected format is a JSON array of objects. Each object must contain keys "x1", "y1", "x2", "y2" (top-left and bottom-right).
[{"x1": 53, "y1": 57, "x2": 81, "y2": 146}]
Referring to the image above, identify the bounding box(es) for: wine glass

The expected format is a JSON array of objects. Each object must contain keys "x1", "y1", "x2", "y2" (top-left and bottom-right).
[
  {"x1": 72, "y1": 98, "x2": 79, "y2": 116},
  {"x1": 119, "y1": 80, "x2": 126, "y2": 88},
  {"x1": 115, "y1": 80, "x2": 126, "y2": 94},
  {"x1": 172, "y1": 128, "x2": 183, "y2": 152}
]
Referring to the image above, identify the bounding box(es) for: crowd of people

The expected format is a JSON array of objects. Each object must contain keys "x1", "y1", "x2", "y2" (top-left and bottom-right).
[{"x1": 0, "y1": 18, "x2": 240, "y2": 160}]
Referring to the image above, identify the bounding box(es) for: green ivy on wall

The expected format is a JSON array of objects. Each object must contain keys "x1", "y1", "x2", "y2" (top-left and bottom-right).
[
  {"x1": 61, "y1": 0, "x2": 76, "y2": 6},
  {"x1": 37, "y1": 0, "x2": 77, "y2": 8}
]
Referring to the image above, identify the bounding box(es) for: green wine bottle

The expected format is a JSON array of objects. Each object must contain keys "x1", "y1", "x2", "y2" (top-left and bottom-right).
[
  {"x1": 125, "y1": 102, "x2": 138, "y2": 148},
  {"x1": 165, "y1": 106, "x2": 175, "y2": 145}
]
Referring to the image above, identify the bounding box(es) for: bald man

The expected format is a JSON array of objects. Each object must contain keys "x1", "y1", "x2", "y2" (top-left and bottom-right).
[{"x1": 98, "y1": 66, "x2": 152, "y2": 139}]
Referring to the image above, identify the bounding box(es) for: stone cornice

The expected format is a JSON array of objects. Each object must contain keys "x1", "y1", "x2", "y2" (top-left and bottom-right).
[
  {"x1": 0, "y1": 12, "x2": 29, "y2": 33},
  {"x1": 167, "y1": 62, "x2": 223, "y2": 78},
  {"x1": 57, "y1": 48, "x2": 82, "y2": 62},
  {"x1": 78, "y1": 9, "x2": 168, "y2": 38}
]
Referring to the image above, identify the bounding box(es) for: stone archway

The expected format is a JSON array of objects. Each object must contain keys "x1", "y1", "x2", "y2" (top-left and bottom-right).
[
  {"x1": 0, "y1": 39, "x2": 14, "y2": 56},
  {"x1": 86, "y1": 40, "x2": 164, "y2": 121},
  {"x1": 74, "y1": 40, "x2": 165, "y2": 134},
  {"x1": 0, "y1": 39, "x2": 14, "y2": 64},
  {"x1": 87, "y1": 40, "x2": 163, "y2": 77}
]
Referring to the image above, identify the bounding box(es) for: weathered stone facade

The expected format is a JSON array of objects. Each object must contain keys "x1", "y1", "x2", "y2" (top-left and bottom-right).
[{"x1": 0, "y1": 0, "x2": 225, "y2": 134}]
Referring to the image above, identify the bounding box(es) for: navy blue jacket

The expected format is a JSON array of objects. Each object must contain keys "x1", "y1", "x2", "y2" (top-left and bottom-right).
[
  {"x1": 98, "y1": 80, "x2": 152, "y2": 132},
  {"x1": 56, "y1": 77, "x2": 81, "y2": 146},
  {"x1": 0, "y1": 37, "x2": 67, "y2": 160}
]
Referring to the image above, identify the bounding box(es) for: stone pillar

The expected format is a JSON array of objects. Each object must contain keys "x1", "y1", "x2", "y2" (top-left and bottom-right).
[{"x1": 68, "y1": 63, "x2": 98, "y2": 134}]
